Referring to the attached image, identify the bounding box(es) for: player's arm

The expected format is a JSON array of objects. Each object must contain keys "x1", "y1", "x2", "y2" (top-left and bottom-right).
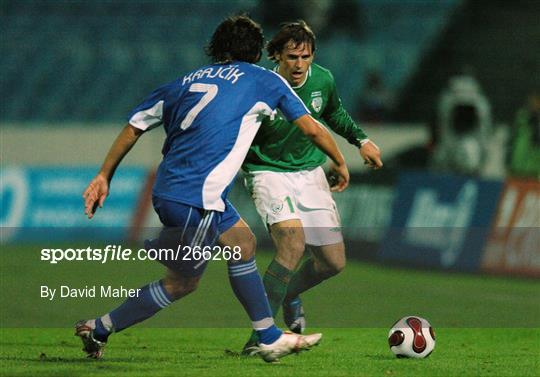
[
  {"x1": 83, "y1": 124, "x2": 144, "y2": 219},
  {"x1": 323, "y1": 80, "x2": 383, "y2": 169},
  {"x1": 293, "y1": 114, "x2": 349, "y2": 192},
  {"x1": 84, "y1": 79, "x2": 172, "y2": 218}
]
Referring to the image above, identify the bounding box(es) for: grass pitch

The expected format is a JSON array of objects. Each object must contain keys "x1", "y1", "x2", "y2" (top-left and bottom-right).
[
  {"x1": 1, "y1": 245, "x2": 539, "y2": 376},
  {"x1": 1, "y1": 328, "x2": 538, "y2": 377}
]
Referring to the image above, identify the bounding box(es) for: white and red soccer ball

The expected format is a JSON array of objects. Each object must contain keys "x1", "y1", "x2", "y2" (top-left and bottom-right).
[{"x1": 388, "y1": 316, "x2": 436, "y2": 358}]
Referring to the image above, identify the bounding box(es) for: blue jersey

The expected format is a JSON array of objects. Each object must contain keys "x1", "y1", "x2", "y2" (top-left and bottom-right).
[{"x1": 128, "y1": 61, "x2": 309, "y2": 211}]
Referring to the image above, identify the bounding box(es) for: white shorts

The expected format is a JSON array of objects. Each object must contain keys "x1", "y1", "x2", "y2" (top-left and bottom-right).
[{"x1": 244, "y1": 167, "x2": 343, "y2": 246}]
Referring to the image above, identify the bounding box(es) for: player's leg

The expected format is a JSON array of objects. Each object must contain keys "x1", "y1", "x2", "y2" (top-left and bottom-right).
[
  {"x1": 244, "y1": 171, "x2": 306, "y2": 317},
  {"x1": 81, "y1": 267, "x2": 200, "y2": 338},
  {"x1": 75, "y1": 198, "x2": 209, "y2": 358},
  {"x1": 265, "y1": 219, "x2": 306, "y2": 314},
  {"x1": 241, "y1": 172, "x2": 306, "y2": 350},
  {"x1": 280, "y1": 242, "x2": 345, "y2": 335},
  {"x1": 240, "y1": 218, "x2": 306, "y2": 350},
  {"x1": 76, "y1": 267, "x2": 201, "y2": 358},
  {"x1": 282, "y1": 166, "x2": 345, "y2": 332},
  {"x1": 285, "y1": 241, "x2": 345, "y2": 301},
  {"x1": 219, "y1": 202, "x2": 322, "y2": 362},
  {"x1": 217, "y1": 204, "x2": 283, "y2": 346}
]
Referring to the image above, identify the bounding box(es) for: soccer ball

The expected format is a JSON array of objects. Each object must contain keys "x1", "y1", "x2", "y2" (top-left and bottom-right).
[{"x1": 388, "y1": 316, "x2": 435, "y2": 358}]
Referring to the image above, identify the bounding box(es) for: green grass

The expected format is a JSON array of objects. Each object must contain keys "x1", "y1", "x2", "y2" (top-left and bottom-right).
[
  {"x1": 1, "y1": 328, "x2": 539, "y2": 377},
  {"x1": 1, "y1": 245, "x2": 539, "y2": 376}
]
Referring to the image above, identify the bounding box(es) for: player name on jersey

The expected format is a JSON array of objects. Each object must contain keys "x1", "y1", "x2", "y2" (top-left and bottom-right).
[
  {"x1": 182, "y1": 64, "x2": 245, "y2": 85},
  {"x1": 40, "y1": 285, "x2": 142, "y2": 300}
]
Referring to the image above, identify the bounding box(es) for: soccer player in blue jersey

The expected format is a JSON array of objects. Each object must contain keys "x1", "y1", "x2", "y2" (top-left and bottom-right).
[{"x1": 76, "y1": 15, "x2": 349, "y2": 363}]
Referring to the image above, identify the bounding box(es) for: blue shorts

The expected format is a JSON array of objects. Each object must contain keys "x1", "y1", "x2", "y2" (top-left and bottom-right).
[{"x1": 146, "y1": 196, "x2": 240, "y2": 277}]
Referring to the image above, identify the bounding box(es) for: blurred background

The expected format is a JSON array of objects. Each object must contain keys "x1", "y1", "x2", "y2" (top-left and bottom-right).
[{"x1": 2, "y1": 0, "x2": 539, "y2": 280}]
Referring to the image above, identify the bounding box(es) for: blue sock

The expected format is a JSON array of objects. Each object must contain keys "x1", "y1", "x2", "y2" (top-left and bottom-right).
[
  {"x1": 97, "y1": 280, "x2": 174, "y2": 337},
  {"x1": 228, "y1": 258, "x2": 282, "y2": 345}
]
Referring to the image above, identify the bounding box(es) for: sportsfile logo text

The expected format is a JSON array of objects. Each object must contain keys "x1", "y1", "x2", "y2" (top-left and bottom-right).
[{"x1": 40, "y1": 245, "x2": 242, "y2": 264}]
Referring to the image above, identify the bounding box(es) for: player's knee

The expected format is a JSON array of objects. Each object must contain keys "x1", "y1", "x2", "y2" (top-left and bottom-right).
[
  {"x1": 274, "y1": 236, "x2": 305, "y2": 270},
  {"x1": 316, "y1": 259, "x2": 345, "y2": 279},
  {"x1": 273, "y1": 228, "x2": 305, "y2": 256},
  {"x1": 327, "y1": 259, "x2": 346, "y2": 276},
  {"x1": 236, "y1": 231, "x2": 257, "y2": 261}
]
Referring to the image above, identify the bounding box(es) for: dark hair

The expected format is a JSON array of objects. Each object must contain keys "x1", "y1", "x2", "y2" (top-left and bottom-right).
[
  {"x1": 267, "y1": 20, "x2": 316, "y2": 62},
  {"x1": 206, "y1": 15, "x2": 264, "y2": 64}
]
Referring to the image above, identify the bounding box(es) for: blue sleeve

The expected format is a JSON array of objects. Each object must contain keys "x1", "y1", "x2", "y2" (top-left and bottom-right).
[
  {"x1": 266, "y1": 71, "x2": 310, "y2": 122},
  {"x1": 127, "y1": 80, "x2": 179, "y2": 131}
]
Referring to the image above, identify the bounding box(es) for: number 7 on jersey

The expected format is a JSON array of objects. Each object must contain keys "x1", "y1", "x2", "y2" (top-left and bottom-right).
[{"x1": 180, "y1": 83, "x2": 218, "y2": 130}]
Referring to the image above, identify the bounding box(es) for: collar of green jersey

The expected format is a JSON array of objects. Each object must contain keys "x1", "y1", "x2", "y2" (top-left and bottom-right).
[{"x1": 273, "y1": 66, "x2": 312, "y2": 89}]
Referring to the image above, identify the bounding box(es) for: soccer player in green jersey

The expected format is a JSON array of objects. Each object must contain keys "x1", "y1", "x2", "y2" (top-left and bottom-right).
[{"x1": 241, "y1": 21, "x2": 383, "y2": 353}]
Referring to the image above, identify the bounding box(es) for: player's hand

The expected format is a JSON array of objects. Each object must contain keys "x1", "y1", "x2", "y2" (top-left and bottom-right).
[
  {"x1": 83, "y1": 174, "x2": 109, "y2": 219},
  {"x1": 329, "y1": 162, "x2": 349, "y2": 192},
  {"x1": 360, "y1": 140, "x2": 383, "y2": 169}
]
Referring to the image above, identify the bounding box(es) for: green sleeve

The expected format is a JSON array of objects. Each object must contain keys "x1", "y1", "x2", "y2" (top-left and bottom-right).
[{"x1": 322, "y1": 77, "x2": 368, "y2": 146}]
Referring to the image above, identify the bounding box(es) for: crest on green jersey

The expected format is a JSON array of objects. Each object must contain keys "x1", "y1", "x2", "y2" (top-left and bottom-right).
[
  {"x1": 270, "y1": 199, "x2": 284, "y2": 214},
  {"x1": 311, "y1": 92, "x2": 323, "y2": 113}
]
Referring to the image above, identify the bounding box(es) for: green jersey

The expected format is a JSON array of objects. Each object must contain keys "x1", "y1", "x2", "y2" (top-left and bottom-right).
[{"x1": 243, "y1": 63, "x2": 367, "y2": 172}]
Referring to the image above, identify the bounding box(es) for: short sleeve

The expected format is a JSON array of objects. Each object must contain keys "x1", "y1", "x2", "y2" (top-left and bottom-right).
[{"x1": 128, "y1": 81, "x2": 178, "y2": 131}]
